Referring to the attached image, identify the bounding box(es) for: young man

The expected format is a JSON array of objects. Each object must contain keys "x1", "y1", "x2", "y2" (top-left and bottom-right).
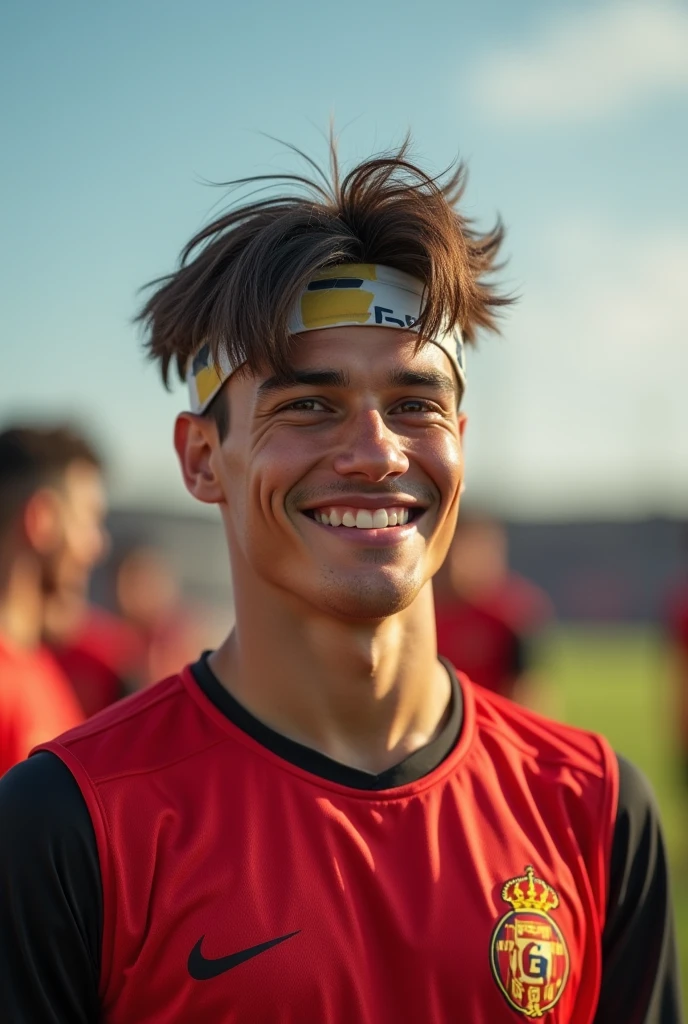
[
  {"x1": 0, "y1": 425, "x2": 108, "y2": 773},
  {"x1": 0, "y1": 146, "x2": 681, "y2": 1022}
]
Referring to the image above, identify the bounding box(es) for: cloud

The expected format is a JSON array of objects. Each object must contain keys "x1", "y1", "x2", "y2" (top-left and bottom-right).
[
  {"x1": 469, "y1": 1, "x2": 688, "y2": 124},
  {"x1": 463, "y1": 218, "x2": 688, "y2": 513}
]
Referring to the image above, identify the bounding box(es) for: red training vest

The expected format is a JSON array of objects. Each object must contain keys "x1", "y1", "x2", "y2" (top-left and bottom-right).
[{"x1": 38, "y1": 666, "x2": 618, "y2": 1023}]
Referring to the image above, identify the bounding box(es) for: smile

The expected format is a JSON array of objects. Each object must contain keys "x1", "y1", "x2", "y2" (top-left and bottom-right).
[{"x1": 302, "y1": 505, "x2": 423, "y2": 530}]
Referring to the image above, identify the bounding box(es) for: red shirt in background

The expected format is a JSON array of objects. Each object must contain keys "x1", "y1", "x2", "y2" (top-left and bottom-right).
[
  {"x1": 667, "y1": 584, "x2": 688, "y2": 654},
  {"x1": 435, "y1": 600, "x2": 525, "y2": 699},
  {"x1": 0, "y1": 636, "x2": 84, "y2": 775},
  {"x1": 435, "y1": 574, "x2": 553, "y2": 700},
  {"x1": 665, "y1": 582, "x2": 688, "y2": 749},
  {"x1": 482, "y1": 573, "x2": 554, "y2": 635},
  {"x1": 52, "y1": 604, "x2": 211, "y2": 717},
  {"x1": 51, "y1": 607, "x2": 144, "y2": 718}
]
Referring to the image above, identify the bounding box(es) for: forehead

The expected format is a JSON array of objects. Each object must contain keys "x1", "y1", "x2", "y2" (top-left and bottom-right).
[{"x1": 279, "y1": 326, "x2": 456, "y2": 379}]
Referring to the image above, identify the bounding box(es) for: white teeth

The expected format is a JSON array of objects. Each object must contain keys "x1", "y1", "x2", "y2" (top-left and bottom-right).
[{"x1": 311, "y1": 506, "x2": 416, "y2": 528}]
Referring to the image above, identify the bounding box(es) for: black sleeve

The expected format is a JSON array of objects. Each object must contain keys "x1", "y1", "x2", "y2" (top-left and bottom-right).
[
  {"x1": 0, "y1": 752, "x2": 102, "y2": 1023},
  {"x1": 595, "y1": 754, "x2": 684, "y2": 1023}
]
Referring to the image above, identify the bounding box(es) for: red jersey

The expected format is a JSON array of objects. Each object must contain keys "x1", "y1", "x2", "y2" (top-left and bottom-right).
[
  {"x1": 38, "y1": 662, "x2": 617, "y2": 1023},
  {"x1": 0, "y1": 635, "x2": 84, "y2": 776}
]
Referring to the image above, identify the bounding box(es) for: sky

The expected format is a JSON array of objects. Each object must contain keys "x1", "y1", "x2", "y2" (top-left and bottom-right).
[{"x1": 1, "y1": 0, "x2": 687, "y2": 519}]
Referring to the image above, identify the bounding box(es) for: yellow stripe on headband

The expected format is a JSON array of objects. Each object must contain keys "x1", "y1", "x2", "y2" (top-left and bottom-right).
[{"x1": 186, "y1": 264, "x2": 465, "y2": 414}]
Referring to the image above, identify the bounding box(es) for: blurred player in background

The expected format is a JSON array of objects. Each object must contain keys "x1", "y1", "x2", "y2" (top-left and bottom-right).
[
  {"x1": 0, "y1": 425, "x2": 107, "y2": 773},
  {"x1": 112, "y1": 541, "x2": 211, "y2": 686},
  {"x1": 664, "y1": 523, "x2": 688, "y2": 779},
  {"x1": 434, "y1": 511, "x2": 553, "y2": 706},
  {"x1": 48, "y1": 591, "x2": 140, "y2": 717},
  {"x1": 52, "y1": 540, "x2": 209, "y2": 716}
]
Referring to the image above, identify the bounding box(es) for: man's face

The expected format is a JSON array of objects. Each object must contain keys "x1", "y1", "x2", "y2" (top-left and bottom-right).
[
  {"x1": 40, "y1": 460, "x2": 109, "y2": 614},
  {"x1": 189, "y1": 327, "x2": 466, "y2": 621}
]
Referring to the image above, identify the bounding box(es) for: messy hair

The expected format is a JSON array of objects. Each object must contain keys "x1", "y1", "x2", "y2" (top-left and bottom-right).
[{"x1": 137, "y1": 135, "x2": 513, "y2": 395}]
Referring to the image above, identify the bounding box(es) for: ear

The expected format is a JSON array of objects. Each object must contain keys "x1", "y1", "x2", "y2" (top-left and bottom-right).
[
  {"x1": 23, "y1": 488, "x2": 62, "y2": 554},
  {"x1": 174, "y1": 413, "x2": 225, "y2": 505},
  {"x1": 458, "y1": 413, "x2": 468, "y2": 495}
]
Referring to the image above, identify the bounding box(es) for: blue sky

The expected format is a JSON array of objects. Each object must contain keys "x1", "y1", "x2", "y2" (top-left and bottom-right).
[{"x1": 1, "y1": 0, "x2": 687, "y2": 517}]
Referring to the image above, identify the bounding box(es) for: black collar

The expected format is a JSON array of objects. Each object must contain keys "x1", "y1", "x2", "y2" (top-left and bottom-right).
[{"x1": 190, "y1": 654, "x2": 463, "y2": 790}]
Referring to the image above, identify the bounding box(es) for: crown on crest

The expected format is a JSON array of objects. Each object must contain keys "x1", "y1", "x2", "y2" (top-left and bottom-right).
[{"x1": 501, "y1": 866, "x2": 559, "y2": 913}]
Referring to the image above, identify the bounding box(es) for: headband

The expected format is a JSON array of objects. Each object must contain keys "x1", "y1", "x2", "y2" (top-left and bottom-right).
[{"x1": 187, "y1": 263, "x2": 465, "y2": 414}]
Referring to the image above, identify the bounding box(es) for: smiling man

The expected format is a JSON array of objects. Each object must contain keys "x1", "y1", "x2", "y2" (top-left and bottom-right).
[{"x1": 0, "y1": 144, "x2": 681, "y2": 1022}]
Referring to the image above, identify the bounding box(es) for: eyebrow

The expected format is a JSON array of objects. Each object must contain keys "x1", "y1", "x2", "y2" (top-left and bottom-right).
[
  {"x1": 386, "y1": 368, "x2": 459, "y2": 399},
  {"x1": 257, "y1": 369, "x2": 351, "y2": 398},
  {"x1": 256, "y1": 366, "x2": 459, "y2": 400}
]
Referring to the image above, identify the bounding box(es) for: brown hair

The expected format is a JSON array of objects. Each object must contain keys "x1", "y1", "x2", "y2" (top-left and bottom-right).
[
  {"x1": 137, "y1": 136, "x2": 513, "y2": 397},
  {"x1": 0, "y1": 424, "x2": 102, "y2": 533}
]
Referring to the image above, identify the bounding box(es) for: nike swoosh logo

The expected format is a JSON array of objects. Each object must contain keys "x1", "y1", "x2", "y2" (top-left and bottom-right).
[{"x1": 188, "y1": 930, "x2": 300, "y2": 980}]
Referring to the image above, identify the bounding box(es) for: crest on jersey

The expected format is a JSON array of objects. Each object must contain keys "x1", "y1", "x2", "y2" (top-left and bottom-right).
[{"x1": 490, "y1": 866, "x2": 570, "y2": 1018}]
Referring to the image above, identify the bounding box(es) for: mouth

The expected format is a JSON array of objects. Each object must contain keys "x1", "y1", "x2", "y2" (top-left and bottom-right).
[{"x1": 300, "y1": 504, "x2": 426, "y2": 531}]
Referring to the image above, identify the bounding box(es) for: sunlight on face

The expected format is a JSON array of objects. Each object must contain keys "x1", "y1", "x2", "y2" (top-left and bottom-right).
[{"x1": 215, "y1": 327, "x2": 467, "y2": 621}]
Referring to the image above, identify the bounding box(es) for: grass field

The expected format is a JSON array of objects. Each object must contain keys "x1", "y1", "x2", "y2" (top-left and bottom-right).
[{"x1": 542, "y1": 626, "x2": 688, "y2": 1008}]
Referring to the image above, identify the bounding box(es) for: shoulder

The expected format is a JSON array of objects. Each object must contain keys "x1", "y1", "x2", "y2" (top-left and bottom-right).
[
  {"x1": 464, "y1": 678, "x2": 620, "y2": 914},
  {"x1": 0, "y1": 750, "x2": 96, "y2": 855},
  {"x1": 466, "y1": 676, "x2": 615, "y2": 782},
  {"x1": 37, "y1": 667, "x2": 225, "y2": 782}
]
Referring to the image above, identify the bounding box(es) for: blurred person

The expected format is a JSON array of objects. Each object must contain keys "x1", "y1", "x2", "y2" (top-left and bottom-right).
[
  {"x1": 664, "y1": 524, "x2": 688, "y2": 778},
  {"x1": 434, "y1": 512, "x2": 553, "y2": 706},
  {"x1": 0, "y1": 425, "x2": 107, "y2": 773},
  {"x1": 51, "y1": 542, "x2": 215, "y2": 715},
  {"x1": 48, "y1": 600, "x2": 142, "y2": 717},
  {"x1": 113, "y1": 542, "x2": 214, "y2": 686},
  {"x1": 0, "y1": 140, "x2": 681, "y2": 1023}
]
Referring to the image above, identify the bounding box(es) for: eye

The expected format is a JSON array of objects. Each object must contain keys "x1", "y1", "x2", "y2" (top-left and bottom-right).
[
  {"x1": 391, "y1": 399, "x2": 440, "y2": 414},
  {"x1": 281, "y1": 397, "x2": 329, "y2": 412}
]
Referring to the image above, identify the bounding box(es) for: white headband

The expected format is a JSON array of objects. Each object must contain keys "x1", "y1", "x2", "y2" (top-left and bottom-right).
[{"x1": 187, "y1": 263, "x2": 466, "y2": 414}]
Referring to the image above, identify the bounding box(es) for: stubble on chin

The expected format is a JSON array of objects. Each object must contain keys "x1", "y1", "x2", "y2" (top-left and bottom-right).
[{"x1": 315, "y1": 563, "x2": 423, "y2": 620}]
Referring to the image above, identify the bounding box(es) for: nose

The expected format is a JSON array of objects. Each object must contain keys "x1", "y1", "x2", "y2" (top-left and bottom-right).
[{"x1": 332, "y1": 409, "x2": 409, "y2": 481}]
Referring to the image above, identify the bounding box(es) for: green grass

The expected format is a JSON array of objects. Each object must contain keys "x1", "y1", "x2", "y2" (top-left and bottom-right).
[{"x1": 541, "y1": 626, "x2": 688, "y2": 1008}]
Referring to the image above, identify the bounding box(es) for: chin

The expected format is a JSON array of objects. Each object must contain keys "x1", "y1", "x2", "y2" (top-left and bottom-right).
[{"x1": 314, "y1": 567, "x2": 424, "y2": 621}]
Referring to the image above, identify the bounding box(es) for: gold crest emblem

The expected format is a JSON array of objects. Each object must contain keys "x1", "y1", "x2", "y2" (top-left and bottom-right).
[{"x1": 490, "y1": 866, "x2": 570, "y2": 1018}]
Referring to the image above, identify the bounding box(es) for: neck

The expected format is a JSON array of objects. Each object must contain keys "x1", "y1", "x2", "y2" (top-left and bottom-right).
[
  {"x1": 210, "y1": 579, "x2": 451, "y2": 774},
  {"x1": 0, "y1": 550, "x2": 43, "y2": 650}
]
